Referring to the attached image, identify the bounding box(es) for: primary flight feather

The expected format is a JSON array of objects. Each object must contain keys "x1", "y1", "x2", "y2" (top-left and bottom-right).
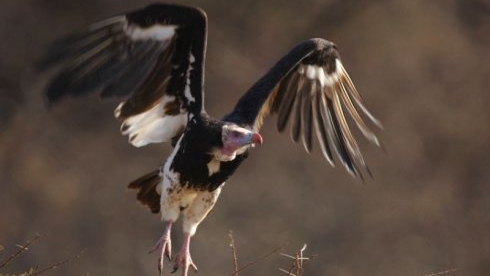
[{"x1": 37, "y1": 3, "x2": 382, "y2": 275}]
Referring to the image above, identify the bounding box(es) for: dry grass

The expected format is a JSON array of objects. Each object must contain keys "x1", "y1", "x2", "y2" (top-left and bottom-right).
[
  {"x1": 226, "y1": 231, "x2": 459, "y2": 276},
  {"x1": 278, "y1": 244, "x2": 315, "y2": 276},
  {"x1": 0, "y1": 232, "x2": 461, "y2": 276},
  {"x1": 419, "y1": 268, "x2": 459, "y2": 276},
  {"x1": 227, "y1": 230, "x2": 283, "y2": 276},
  {"x1": 227, "y1": 231, "x2": 313, "y2": 276},
  {"x1": 0, "y1": 234, "x2": 84, "y2": 276}
]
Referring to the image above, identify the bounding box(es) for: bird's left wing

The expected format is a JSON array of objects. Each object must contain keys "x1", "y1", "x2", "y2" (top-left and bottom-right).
[
  {"x1": 37, "y1": 4, "x2": 207, "y2": 147},
  {"x1": 224, "y1": 38, "x2": 382, "y2": 178}
]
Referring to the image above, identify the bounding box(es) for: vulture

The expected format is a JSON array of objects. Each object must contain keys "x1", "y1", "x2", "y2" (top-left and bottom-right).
[{"x1": 37, "y1": 3, "x2": 382, "y2": 276}]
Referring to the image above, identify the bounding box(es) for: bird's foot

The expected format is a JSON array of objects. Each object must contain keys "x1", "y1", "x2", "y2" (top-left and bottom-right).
[
  {"x1": 149, "y1": 222, "x2": 173, "y2": 273},
  {"x1": 172, "y1": 249, "x2": 197, "y2": 276}
]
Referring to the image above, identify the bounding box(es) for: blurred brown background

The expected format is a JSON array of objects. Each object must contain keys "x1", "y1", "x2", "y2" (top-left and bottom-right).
[{"x1": 1, "y1": 0, "x2": 489, "y2": 275}]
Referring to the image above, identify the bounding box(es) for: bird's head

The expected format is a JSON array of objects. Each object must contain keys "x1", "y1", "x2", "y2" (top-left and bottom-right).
[{"x1": 213, "y1": 124, "x2": 263, "y2": 162}]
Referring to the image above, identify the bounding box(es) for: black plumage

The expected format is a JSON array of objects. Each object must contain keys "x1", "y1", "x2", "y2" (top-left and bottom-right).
[
  {"x1": 37, "y1": 3, "x2": 382, "y2": 275},
  {"x1": 170, "y1": 116, "x2": 248, "y2": 192}
]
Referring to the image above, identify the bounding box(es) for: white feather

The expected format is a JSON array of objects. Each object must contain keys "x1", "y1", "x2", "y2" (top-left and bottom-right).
[
  {"x1": 299, "y1": 64, "x2": 340, "y2": 87},
  {"x1": 184, "y1": 86, "x2": 195, "y2": 103},
  {"x1": 116, "y1": 95, "x2": 187, "y2": 147},
  {"x1": 306, "y1": 65, "x2": 317, "y2": 79},
  {"x1": 182, "y1": 188, "x2": 222, "y2": 236},
  {"x1": 184, "y1": 53, "x2": 196, "y2": 103},
  {"x1": 114, "y1": 102, "x2": 123, "y2": 118},
  {"x1": 129, "y1": 114, "x2": 187, "y2": 147},
  {"x1": 125, "y1": 24, "x2": 177, "y2": 41},
  {"x1": 322, "y1": 69, "x2": 339, "y2": 87},
  {"x1": 317, "y1": 67, "x2": 326, "y2": 87},
  {"x1": 298, "y1": 65, "x2": 305, "y2": 74},
  {"x1": 159, "y1": 137, "x2": 224, "y2": 235},
  {"x1": 207, "y1": 159, "x2": 221, "y2": 176},
  {"x1": 163, "y1": 136, "x2": 183, "y2": 178},
  {"x1": 120, "y1": 100, "x2": 166, "y2": 135},
  {"x1": 160, "y1": 137, "x2": 190, "y2": 222}
]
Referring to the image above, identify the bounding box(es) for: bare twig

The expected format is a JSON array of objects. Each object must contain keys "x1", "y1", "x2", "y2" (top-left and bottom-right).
[
  {"x1": 0, "y1": 233, "x2": 43, "y2": 268},
  {"x1": 278, "y1": 267, "x2": 296, "y2": 276},
  {"x1": 279, "y1": 244, "x2": 314, "y2": 276},
  {"x1": 228, "y1": 231, "x2": 239, "y2": 276},
  {"x1": 230, "y1": 245, "x2": 284, "y2": 276},
  {"x1": 31, "y1": 249, "x2": 86, "y2": 275},
  {"x1": 420, "y1": 268, "x2": 458, "y2": 276}
]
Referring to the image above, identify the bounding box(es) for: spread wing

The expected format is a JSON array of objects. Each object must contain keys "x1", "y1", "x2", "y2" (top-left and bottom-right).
[
  {"x1": 37, "y1": 4, "x2": 207, "y2": 147},
  {"x1": 224, "y1": 38, "x2": 382, "y2": 178}
]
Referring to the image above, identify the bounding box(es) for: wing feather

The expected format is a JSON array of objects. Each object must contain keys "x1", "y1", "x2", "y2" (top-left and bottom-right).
[
  {"x1": 312, "y1": 89, "x2": 334, "y2": 165},
  {"x1": 337, "y1": 80, "x2": 380, "y2": 147},
  {"x1": 325, "y1": 95, "x2": 360, "y2": 177},
  {"x1": 100, "y1": 41, "x2": 165, "y2": 98},
  {"x1": 277, "y1": 73, "x2": 300, "y2": 132},
  {"x1": 225, "y1": 38, "x2": 381, "y2": 178},
  {"x1": 38, "y1": 4, "x2": 207, "y2": 147},
  {"x1": 36, "y1": 18, "x2": 126, "y2": 69},
  {"x1": 337, "y1": 61, "x2": 383, "y2": 128},
  {"x1": 290, "y1": 80, "x2": 304, "y2": 143},
  {"x1": 331, "y1": 84, "x2": 366, "y2": 172},
  {"x1": 300, "y1": 80, "x2": 314, "y2": 153},
  {"x1": 271, "y1": 72, "x2": 291, "y2": 113}
]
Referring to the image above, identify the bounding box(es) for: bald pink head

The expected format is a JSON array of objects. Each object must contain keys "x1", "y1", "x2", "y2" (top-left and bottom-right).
[{"x1": 219, "y1": 125, "x2": 263, "y2": 161}]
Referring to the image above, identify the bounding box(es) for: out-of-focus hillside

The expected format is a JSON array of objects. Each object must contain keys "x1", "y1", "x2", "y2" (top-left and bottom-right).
[{"x1": 1, "y1": 0, "x2": 489, "y2": 275}]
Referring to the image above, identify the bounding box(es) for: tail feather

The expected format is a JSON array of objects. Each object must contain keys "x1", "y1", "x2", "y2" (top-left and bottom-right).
[{"x1": 128, "y1": 170, "x2": 161, "y2": 214}]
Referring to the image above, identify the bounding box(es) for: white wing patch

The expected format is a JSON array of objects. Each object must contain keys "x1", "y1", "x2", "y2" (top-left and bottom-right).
[
  {"x1": 115, "y1": 95, "x2": 187, "y2": 147},
  {"x1": 183, "y1": 53, "x2": 196, "y2": 103},
  {"x1": 299, "y1": 63, "x2": 339, "y2": 87},
  {"x1": 125, "y1": 23, "x2": 177, "y2": 41}
]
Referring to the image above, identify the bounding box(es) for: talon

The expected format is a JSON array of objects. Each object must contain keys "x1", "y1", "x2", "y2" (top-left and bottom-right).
[
  {"x1": 151, "y1": 221, "x2": 173, "y2": 273},
  {"x1": 172, "y1": 253, "x2": 197, "y2": 276},
  {"x1": 158, "y1": 256, "x2": 163, "y2": 274},
  {"x1": 149, "y1": 236, "x2": 163, "y2": 254}
]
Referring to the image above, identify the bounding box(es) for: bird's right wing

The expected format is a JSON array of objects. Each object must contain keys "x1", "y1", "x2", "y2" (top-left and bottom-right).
[{"x1": 37, "y1": 4, "x2": 208, "y2": 147}]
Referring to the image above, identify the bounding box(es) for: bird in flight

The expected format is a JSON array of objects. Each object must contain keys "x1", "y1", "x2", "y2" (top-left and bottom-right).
[{"x1": 37, "y1": 3, "x2": 382, "y2": 276}]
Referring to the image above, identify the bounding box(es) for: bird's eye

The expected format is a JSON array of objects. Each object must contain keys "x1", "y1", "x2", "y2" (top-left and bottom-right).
[{"x1": 232, "y1": 131, "x2": 242, "y2": 138}]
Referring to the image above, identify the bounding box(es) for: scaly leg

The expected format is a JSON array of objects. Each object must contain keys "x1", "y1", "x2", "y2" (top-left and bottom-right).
[
  {"x1": 149, "y1": 220, "x2": 173, "y2": 273},
  {"x1": 173, "y1": 187, "x2": 222, "y2": 276},
  {"x1": 153, "y1": 169, "x2": 187, "y2": 274},
  {"x1": 172, "y1": 233, "x2": 197, "y2": 275}
]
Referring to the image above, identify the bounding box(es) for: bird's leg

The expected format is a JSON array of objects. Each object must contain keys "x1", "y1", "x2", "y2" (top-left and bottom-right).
[
  {"x1": 172, "y1": 188, "x2": 222, "y2": 276},
  {"x1": 172, "y1": 233, "x2": 197, "y2": 276},
  {"x1": 149, "y1": 220, "x2": 173, "y2": 273}
]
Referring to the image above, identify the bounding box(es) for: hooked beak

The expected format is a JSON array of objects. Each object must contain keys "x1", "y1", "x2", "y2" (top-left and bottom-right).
[
  {"x1": 225, "y1": 131, "x2": 263, "y2": 151},
  {"x1": 237, "y1": 132, "x2": 263, "y2": 149},
  {"x1": 251, "y1": 133, "x2": 263, "y2": 145},
  {"x1": 240, "y1": 132, "x2": 263, "y2": 148},
  {"x1": 234, "y1": 132, "x2": 263, "y2": 147}
]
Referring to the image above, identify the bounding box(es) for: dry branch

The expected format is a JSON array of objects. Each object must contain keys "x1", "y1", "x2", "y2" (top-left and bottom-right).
[
  {"x1": 227, "y1": 231, "x2": 284, "y2": 276},
  {"x1": 0, "y1": 233, "x2": 43, "y2": 269},
  {"x1": 279, "y1": 244, "x2": 315, "y2": 276},
  {"x1": 420, "y1": 268, "x2": 458, "y2": 276},
  {"x1": 31, "y1": 249, "x2": 85, "y2": 275},
  {"x1": 228, "y1": 231, "x2": 239, "y2": 276},
  {"x1": 0, "y1": 233, "x2": 84, "y2": 276}
]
